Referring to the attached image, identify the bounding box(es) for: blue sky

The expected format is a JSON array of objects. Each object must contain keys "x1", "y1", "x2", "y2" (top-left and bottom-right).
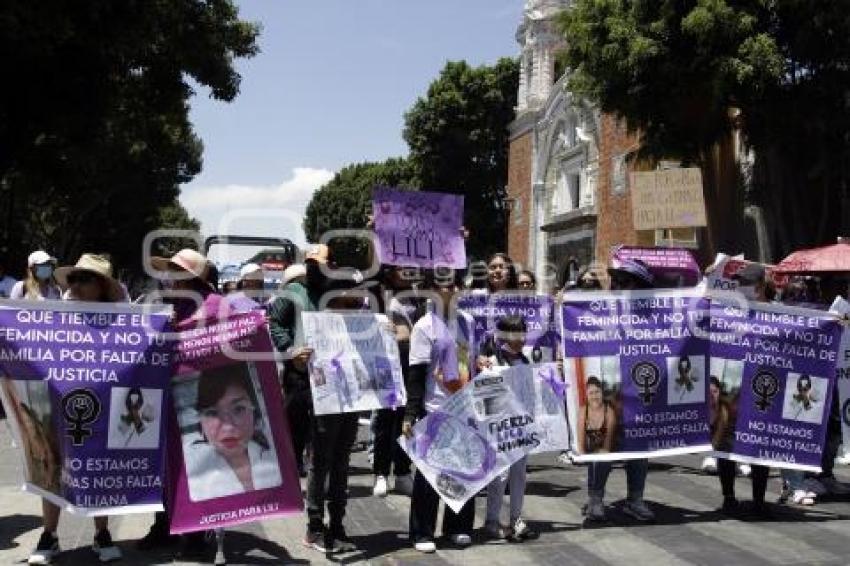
[{"x1": 180, "y1": 0, "x2": 522, "y2": 257}]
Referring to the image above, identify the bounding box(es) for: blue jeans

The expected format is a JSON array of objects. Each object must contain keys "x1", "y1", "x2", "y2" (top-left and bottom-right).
[{"x1": 587, "y1": 459, "x2": 649, "y2": 501}]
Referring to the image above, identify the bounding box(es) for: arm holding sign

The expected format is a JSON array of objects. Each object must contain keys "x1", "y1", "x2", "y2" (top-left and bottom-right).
[
  {"x1": 267, "y1": 296, "x2": 297, "y2": 353},
  {"x1": 403, "y1": 364, "x2": 428, "y2": 438}
]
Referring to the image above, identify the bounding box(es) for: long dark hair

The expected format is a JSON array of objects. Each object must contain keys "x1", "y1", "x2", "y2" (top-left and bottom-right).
[
  {"x1": 486, "y1": 253, "x2": 518, "y2": 292},
  {"x1": 195, "y1": 364, "x2": 270, "y2": 450}
]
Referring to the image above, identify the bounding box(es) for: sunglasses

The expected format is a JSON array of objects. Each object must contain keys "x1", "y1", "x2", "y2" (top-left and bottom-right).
[{"x1": 67, "y1": 272, "x2": 100, "y2": 285}]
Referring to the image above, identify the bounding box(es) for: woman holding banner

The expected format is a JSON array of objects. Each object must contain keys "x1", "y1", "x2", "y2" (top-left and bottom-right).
[
  {"x1": 483, "y1": 315, "x2": 538, "y2": 542},
  {"x1": 582, "y1": 258, "x2": 657, "y2": 524},
  {"x1": 28, "y1": 254, "x2": 125, "y2": 565},
  {"x1": 138, "y1": 248, "x2": 223, "y2": 559},
  {"x1": 403, "y1": 268, "x2": 475, "y2": 554},
  {"x1": 372, "y1": 265, "x2": 419, "y2": 498},
  {"x1": 716, "y1": 264, "x2": 772, "y2": 517}
]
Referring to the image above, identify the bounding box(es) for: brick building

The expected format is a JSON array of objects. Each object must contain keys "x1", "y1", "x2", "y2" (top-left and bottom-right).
[{"x1": 506, "y1": 1, "x2": 766, "y2": 289}]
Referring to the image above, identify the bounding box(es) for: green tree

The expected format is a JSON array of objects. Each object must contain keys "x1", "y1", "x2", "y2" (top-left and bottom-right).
[
  {"x1": 559, "y1": 0, "x2": 850, "y2": 256},
  {"x1": 403, "y1": 58, "x2": 518, "y2": 259},
  {"x1": 303, "y1": 158, "x2": 419, "y2": 267},
  {"x1": 0, "y1": 0, "x2": 259, "y2": 276}
]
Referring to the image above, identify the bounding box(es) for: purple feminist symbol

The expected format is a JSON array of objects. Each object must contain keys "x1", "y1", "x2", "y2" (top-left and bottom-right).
[
  {"x1": 415, "y1": 412, "x2": 496, "y2": 482},
  {"x1": 539, "y1": 366, "x2": 566, "y2": 399}
]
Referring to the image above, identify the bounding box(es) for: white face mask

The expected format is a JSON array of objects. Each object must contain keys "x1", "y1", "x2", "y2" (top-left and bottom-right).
[{"x1": 34, "y1": 264, "x2": 53, "y2": 281}]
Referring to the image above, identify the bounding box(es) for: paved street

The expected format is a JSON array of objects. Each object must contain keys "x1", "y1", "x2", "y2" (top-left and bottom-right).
[{"x1": 3, "y1": 423, "x2": 850, "y2": 565}]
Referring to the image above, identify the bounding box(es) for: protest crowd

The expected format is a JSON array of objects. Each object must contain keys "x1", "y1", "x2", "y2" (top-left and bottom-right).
[{"x1": 1, "y1": 197, "x2": 850, "y2": 565}]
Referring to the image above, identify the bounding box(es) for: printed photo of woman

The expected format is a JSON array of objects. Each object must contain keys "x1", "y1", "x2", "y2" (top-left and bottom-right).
[
  {"x1": 179, "y1": 363, "x2": 282, "y2": 502},
  {"x1": 577, "y1": 376, "x2": 617, "y2": 454}
]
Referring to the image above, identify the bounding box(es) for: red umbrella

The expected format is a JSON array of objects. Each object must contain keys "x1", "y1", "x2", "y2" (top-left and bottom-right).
[{"x1": 774, "y1": 240, "x2": 850, "y2": 274}]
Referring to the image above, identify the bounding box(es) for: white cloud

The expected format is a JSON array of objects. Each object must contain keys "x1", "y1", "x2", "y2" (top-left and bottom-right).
[{"x1": 180, "y1": 167, "x2": 335, "y2": 250}]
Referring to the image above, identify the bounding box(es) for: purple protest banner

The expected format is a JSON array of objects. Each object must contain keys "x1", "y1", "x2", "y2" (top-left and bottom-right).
[
  {"x1": 612, "y1": 246, "x2": 701, "y2": 287},
  {"x1": 707, "y1": 292, "x2": 843, "y2": 471},
  {"x1": 372, "y1": 187, "x2": 466, "y2": 269},
  {"x1": 167, "y1": 311, "x2": 303, "y2": 534},
  {"x1": 560, "y1": 290, "x2": 713, "y2": 461},
  {"x1": 0, "y1": 300, "x2": 172, "y2": 515},
  {"x1": 456, "y1": 292, "x2": 559, "y2": 373}
]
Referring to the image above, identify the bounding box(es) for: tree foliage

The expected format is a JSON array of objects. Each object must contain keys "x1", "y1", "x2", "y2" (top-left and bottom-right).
[
  {"x1": 559, "y1": 0, "x2": 850, "y2": 254},
  {"x1": 0, "y1": 0, "x2": 259, "y2": 276},
  {"x1": 403, "y1": 58, "x2": 519, "y2": 259}
]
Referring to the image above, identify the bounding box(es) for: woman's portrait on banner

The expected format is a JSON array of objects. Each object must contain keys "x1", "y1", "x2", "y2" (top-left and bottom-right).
[{"x1": 173, "y1": 362, "x2": 282, "y2": 502}]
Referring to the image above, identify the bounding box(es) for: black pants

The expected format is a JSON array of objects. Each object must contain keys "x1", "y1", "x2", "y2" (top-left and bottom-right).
[
  {"x1": 373, "y1": 406, "x2": 411, "y2": 477},
  {"x1": 286, "y1": 390, "x2": 313, "y2": 471},
  {"x1": 719, "y1": 459, "x2": 769, "y2": 503},
  {"x1": 409, "y1": 470, "x2": 475, "y2": 542},
  {"x1": 306, "y1": 412, "x2": 359, "y2": 527},
  {"x1": 374, "y1": 339, "x2": 411, "y2": 477}
]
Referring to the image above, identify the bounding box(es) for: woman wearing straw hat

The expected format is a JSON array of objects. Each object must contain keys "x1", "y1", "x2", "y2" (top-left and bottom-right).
[{"x1": 28, "y1": 254, "x2": 126, "y2": 565}]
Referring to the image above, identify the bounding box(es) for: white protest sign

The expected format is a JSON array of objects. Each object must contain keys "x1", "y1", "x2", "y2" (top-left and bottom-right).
[{"x1": 302, "y1": 312, "x2": 406, "y2": 415}]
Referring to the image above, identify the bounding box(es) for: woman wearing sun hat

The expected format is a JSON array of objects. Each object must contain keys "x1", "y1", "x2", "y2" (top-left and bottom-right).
[
  {"x1": 149, "y1": 248, "x2": 229, "y2": 324},
  {"x1": 28, "y1": 254, "x2": 126, "y2": 565},
  {"x1": 9, "y1": 250, "x2": 61, "y2": 301},
  {"x1": 138, "y1": 248, "x2": 224, "y2": 558}
]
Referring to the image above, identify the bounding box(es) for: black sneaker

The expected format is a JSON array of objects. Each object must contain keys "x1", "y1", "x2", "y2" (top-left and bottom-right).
[
  {"x1": 326, "y1": 524, "x2": 357, "y2": 553},
  {"x1": 28, "y1": 530, "x2": 59, "y2": 565},
  {"x1": 720, "y1": 496, "x2": 739, "y2": 516},
  {"x1": 136, "y1": 524, "x2": 177, "y2": 550},
  {"x1": 178, "y1": 531, "x2": 208, "y2": 560},
  {"x1": 303, "y1": 524, "x2": 327, "y2": 553}
]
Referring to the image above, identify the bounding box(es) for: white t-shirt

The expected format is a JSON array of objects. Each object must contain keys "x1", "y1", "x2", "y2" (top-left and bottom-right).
[
  {"x1": 183, "y1": 435, "x2": 282, "y2": 502},
  {"x1": 409, "y1": 308, "x2": 472, "y2": 413},
  {"x1": 0, "y1": 275, "x2": 17, "y2": 298},
  {"x1": 9, "y1": 280, "x2": 61, "y2": 300}
]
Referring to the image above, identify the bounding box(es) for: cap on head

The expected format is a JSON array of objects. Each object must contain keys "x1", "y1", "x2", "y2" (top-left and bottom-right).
[
  {"x1": 28, "y1": 250, "x2": 56, "y2": 267},
  {"x1": 239, "y1": 263, "x2": 264, "y2": 281},
  {"x1": 607, "y1": 258, "x2": 654, "y2": 287}
]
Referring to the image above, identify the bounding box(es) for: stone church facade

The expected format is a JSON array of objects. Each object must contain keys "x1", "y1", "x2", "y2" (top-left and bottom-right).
[{"x1": 506, "y1": 1, "x2": 766, "y2": 289}]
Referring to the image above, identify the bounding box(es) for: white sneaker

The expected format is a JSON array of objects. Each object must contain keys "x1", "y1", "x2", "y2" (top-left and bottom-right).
[
  {"x1": 738, "y1": 464, "x2": 752, "y2": 477},
  {"x1": 373, "y1": 475, "x2": 388, "y2": 497},
  {"x1": 394, "y1": 473, "x2": 413, "y2": 495},
  {"x1": 92, "y1": 529, "x2": 122, "y2": 563},
  {"x1": 414, "y1": 540, "x2": 436, "y2": 553},
  {"x1": 835, "y1": 454, "x2": 850, "y2": 466},
  {"x1": 701, "y1": 456, "x2": 718, "y2": 473},
  {"x1": 556, "y1": 451, "x2": 573, "y2": 466},
  {"x1": 29, "y1": 531, "x2": 59, "y2": 565},
  {"x1": 450, "y1": 533, "x2": 472, "y2": 547},
  {"x1": 791, "y1": 489, "x2": 815, "y2": 506}
]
